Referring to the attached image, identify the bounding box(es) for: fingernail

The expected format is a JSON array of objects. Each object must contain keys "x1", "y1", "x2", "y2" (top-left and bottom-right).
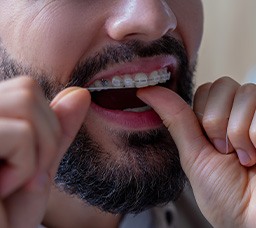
[
  {"x1": 213, "y1": 139, "x2": 228, "y2": 154},
  {"x1": 237, "y1": 150, "x2": 251, "y2": 166},
  {"x1": 51, "y1": 87, "x2": 81, "y2": 107}
]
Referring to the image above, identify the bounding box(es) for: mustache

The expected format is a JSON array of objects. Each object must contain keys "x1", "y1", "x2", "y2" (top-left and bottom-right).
[{"x1": 66, "y1": 35, "x2": 188, "y2": 88}]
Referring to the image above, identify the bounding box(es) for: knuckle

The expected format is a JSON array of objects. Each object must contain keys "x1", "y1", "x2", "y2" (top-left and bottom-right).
[
  {"x1": 249, "y1": 127, "x2": 256, "y2": 143},
  {"x1": 211, "y1": 76, "x2": 239, "y2": 90},
  {"x1": 17, "y1": 76, "x2": 38, "y2": 90},
  {"x1": 194, "y1": 83, "x2": 212, "y2": 107},
  {"x1": 228, "y1": 124, "x2": 246, "y2": 142},
  {"x1": 237, "y1": 83, "x2": 256, "y2": 96},
  {"x1": 16, "y1": 120, "x2": 34, "y2": 141},
  {"x1": 16, "y1": 78, "x2": 45, "y2": 110},
  {"x1": 18, "y1": 88, "x2": 38, "y2": 109},
  {"x1": 202, "y1": 115, "x2": 227, "y2": 133},
  {"x1": 213, "y1": 76, "x2": 234, "y2": 85},
  {"x1": 202, "y1": 116, "x2": 215, "y2": 129},
  {"x1": 196, "y1": 82, "x2": 212, "y2": 95}
]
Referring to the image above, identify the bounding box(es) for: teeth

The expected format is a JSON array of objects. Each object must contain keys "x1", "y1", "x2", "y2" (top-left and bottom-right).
[
  {"x1": 123, "y1": 75, "x2": 135, "y2": 88},
  {"x1": 93, "y1": 80, "x2": 103, "y2": 91},
  {"x1": 148, "y1": 71, "x2": 160, "y2": 86},
  {"x1": 159, "y1": 69, "x2": 168, "y2": 83},
  {"x1": 123, "y1": 106, "x2": 152, "y2": 112},
  {"x1": 166, "y1": 72, "x2": 171, "y2": 81},
  {"x1": 112, "y1": 76, "x2": 124, "y2": 87},
  {"x1": 101, "y1": 79, "x2": 111, "y2": 87},
  {"x1": 134, "y1": 73, "x2": 149, "y2": 88},
  {"x1": 88, "y1": 67, "x2": 171, "y2": 91},
  {"x1": 92, "y1": 79, "x2": 111, "y2": 90}
]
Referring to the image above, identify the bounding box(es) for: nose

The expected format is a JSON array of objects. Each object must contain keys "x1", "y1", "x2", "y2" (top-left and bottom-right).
[{"x1": 106, "y1": 0, "x2": 177, "y2": 42}]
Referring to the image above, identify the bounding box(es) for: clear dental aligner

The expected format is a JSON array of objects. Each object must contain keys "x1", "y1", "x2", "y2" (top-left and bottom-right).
[{"x1": 87, "y1": 67, "x2": 171, "y2": 92}]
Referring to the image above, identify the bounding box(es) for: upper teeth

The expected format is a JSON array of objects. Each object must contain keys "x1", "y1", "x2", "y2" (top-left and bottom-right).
[{"x1": 88, "y1": 68, "x2": 171, "y2": 91}]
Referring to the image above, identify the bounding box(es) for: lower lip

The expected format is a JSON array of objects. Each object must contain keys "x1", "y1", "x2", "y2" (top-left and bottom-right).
[{"x1": 90, "y1": 102, "x2": 163, "y2": 130}]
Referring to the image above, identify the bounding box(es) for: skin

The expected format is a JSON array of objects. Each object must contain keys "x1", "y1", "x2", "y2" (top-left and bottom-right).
[
  {"x1": 0, "y1": 0, "x2": 255, "y2": 227},
  {"x1": 138, "y1": 80, "x2": 256, "y2": 227}
]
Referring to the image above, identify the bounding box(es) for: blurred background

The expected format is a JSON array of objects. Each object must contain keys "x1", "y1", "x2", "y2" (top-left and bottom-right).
[{"x1": 196, "y1": 0, "x2": 256, "y2": 87}]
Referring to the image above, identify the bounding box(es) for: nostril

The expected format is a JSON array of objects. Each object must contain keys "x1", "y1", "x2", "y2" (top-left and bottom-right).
[{"x1": 105, "y1": 1, "x2": 177, "y2": 42}]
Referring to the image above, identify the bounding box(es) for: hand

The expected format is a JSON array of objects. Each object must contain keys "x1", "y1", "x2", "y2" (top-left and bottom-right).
[
  {"x1": 194, "y1": 77, "x2": 256, "y2": 166},
  {"x1": 0, "y1": 76, "x2": 90, "y2": 228},
  {"x1": 137, "y1": 78, "x2": 256, "y2": 227}
]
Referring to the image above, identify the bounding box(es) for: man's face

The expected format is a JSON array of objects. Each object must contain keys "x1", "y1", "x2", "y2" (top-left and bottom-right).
[{"x1": 0, "y1": 0, "x2": 203, "y2": 214}]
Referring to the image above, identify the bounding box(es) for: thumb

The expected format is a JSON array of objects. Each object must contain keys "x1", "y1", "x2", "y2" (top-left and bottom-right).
[
  {"x1": 137, "y1": 86, "x2": 213, "y2": 176},
  {"x1": 50, "y1": 87, "x2": 91, "y2": 172}
]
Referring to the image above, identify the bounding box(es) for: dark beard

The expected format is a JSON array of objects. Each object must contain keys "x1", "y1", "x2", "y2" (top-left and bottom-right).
[
  {"x1": 56, "y1": 127, "x2": 187, "y2": 214},
  {"x1": 0, "y1": 35, "x2": 194, "y2": 214}
]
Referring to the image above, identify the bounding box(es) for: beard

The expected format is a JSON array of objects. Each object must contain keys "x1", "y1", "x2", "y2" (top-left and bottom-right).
[{"x1": 0, "y1": 35, "x2": 195, "y2": 214}]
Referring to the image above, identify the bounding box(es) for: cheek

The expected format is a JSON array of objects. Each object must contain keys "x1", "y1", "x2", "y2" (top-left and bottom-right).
[
  {"x1": 26, "y1": 11, "x2": 92, "y2": 78},
  {"x1": 184, "y1": 3, "x2": 204, "y2": 62},
  {"x1": 171, "y1": 0, "x2": 204, "y2": 62},
  {"x1": 0, "y1": 1, "x2": 105, "y2": 82}
]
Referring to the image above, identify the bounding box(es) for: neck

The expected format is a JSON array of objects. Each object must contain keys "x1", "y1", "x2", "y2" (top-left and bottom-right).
[{"x1": 43, "y1": 186, "x2": 122, "y2": 228}]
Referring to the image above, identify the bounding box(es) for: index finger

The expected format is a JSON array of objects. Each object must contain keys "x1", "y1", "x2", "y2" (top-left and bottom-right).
[{"x1": 137, "y1": 86, "x2": 212, "y2": 174}]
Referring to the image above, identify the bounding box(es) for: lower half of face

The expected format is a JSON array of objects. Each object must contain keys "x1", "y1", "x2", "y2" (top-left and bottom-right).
[
  {"x1": 0, "y1": 0, "x2": 202, "y2": 214},
  {"x1": 56, "y1": 39, "x2": 194, "y2": 215},
  {"x1": 0, "y1": 35, "x2": 194, "y2": 214},
  {"x1": 56, "y1": 124, "x2": 187, "y2": 214}
]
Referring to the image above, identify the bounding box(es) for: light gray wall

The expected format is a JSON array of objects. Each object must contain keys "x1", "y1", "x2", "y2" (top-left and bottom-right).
[{"x1": 196, "y1": 0, "x2": 256, "y2": 86}]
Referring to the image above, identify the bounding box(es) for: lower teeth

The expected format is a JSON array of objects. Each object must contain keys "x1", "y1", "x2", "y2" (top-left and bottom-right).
[{"x1": 123, "y1": 106, "x2": 152, "y2": 112}]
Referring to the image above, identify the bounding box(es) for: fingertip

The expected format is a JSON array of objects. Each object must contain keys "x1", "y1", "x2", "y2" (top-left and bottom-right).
[
  {"x1": 237, "y1": 149, "x2": 256, "y2": 167},
  {"x1": 66, "y1": 87, "x2": 91, "y2": 110},
  {"x1": 52, "y1": 87, "x2": 91, "y2": 134},
  {"x1": 51, "y1": 87, "x2": 91, "y2": 108},
  {"x1": 237, "y1": 150, "x2": 251, "y2": 166},
  {"x1": 137, "y1": 86, "x2": 180, "y2": 112},
  {"x1": 136, "y1": 86, "x2": 156, "y2": 105},
  {"x1": 212, "y1": 138, "x2": 234, "y2": 154},
  {"x1": 236, "y1": 149, "x2": 256, "y2": 167}
]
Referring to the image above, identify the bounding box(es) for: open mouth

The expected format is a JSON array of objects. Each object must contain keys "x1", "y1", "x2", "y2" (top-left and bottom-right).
[{"x1": 88, "y1": 67, "x2": 172, "y2": 111}]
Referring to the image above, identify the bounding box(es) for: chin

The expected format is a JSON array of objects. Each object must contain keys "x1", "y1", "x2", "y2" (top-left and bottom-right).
[
  {"x1": 55, "y1": 125, "x2": 187, "y2": 214},
  {"x1": 52, "y1": 36, "x2": 193, "y2": 214}
]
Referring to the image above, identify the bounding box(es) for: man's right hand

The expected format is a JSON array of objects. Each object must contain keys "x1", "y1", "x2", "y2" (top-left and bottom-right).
[{"x1": 0, "y1": 76, "x2": 90, "y2": 228}]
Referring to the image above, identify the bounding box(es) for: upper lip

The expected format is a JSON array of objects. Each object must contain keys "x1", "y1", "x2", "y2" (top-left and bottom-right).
[{"x1": 85, "y1": 55, "x2": 178, "y2": 87}]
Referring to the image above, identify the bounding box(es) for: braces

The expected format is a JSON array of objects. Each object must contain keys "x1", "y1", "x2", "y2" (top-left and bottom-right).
[
  {"x1": 87, "y1": 86, "x2": 135, "y2": 92},
  {"x1": 87, "y1": 69, "x2": 171, "y2": 92}
]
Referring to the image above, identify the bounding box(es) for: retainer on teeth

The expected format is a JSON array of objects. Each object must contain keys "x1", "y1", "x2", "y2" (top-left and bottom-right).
[{"x1": 87, "y1": 68, "x2": 171, "y2": 92}]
